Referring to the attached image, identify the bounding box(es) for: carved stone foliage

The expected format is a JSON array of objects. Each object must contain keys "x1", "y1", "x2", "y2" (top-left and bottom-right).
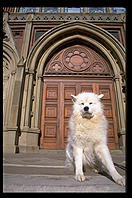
[{"x1": 44, "y1": 45, "x2": 112, "y2": 76}]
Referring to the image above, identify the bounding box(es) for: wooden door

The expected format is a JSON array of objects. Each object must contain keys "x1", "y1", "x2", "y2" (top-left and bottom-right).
[{"x1": 40, "y1": 79, "x2": 119, "y2": 149}]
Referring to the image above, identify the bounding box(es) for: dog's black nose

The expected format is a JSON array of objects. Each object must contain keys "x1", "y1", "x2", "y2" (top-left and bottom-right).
[{"x1": 84, "y1": 106, "x2": 89, "y2": 111}]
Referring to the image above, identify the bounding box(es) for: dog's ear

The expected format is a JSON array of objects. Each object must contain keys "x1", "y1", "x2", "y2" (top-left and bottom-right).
[
  {"x1": 71, "y1": 95, "x2": 77, "y2": 103},
  {"x1": 98, "y1": 94, "x2": 104, "y2": 99}
]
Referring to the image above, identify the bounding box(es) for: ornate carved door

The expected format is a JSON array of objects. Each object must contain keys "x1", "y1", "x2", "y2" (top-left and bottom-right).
[{"x1": 40, "y1": 44, "x2": 119, "y2": 149}]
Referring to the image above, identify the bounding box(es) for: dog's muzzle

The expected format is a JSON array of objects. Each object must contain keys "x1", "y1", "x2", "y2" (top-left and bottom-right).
[{"x1": 83, "y1": 106, "x2": 93, "y2": 119}]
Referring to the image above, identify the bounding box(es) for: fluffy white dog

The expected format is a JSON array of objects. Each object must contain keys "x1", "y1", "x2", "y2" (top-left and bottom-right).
[{"x1": 65, "y1": 92, "x2": 125, "y2": 186}]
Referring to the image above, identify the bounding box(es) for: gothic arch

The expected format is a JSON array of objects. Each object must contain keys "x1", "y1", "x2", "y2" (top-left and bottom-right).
[
  {"x1": 20, "y1": 21, "x2": 126, "y2": 151},
  {"x1": 26, "y1": 21, "x2": 125, "y2": 74}
]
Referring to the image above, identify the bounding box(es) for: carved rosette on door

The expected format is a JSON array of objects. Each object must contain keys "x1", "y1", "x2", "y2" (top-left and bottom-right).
[{"x1": 40, "y1": 44, "x2": 118, "y2": 150}]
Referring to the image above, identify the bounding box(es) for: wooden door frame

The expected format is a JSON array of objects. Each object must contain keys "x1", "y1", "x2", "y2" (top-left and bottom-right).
[{"x1": 40, "y1": 76, "x2": 119, "y2": 149}]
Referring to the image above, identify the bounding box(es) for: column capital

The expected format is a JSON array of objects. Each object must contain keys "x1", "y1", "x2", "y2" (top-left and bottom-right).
[
  {"x1": 17, "y1": 57, "x2": 25, "y2": 67},
  {"x1": 28, "y1": 69, "x2": 34, "y2": 74},
  {"x1": 113, "y1": 74, "x2": 120, "y2": 80},
  {"x1": 37, "y1": 74, "x2": 43, "y2": 79}
]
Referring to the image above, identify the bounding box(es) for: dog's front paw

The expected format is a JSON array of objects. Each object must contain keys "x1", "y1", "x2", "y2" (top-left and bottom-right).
[
  {"x1": 75, "y1": 174, "x2": 85, "y2": 182},
  {"x1": 116, "y1": 176, "x2": 125, "y2": 186}
]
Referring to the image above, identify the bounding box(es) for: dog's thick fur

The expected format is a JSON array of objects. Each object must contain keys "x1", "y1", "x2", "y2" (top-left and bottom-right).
[{"x1": 65, "y1": 92, "x2": 125, "y2": 186}]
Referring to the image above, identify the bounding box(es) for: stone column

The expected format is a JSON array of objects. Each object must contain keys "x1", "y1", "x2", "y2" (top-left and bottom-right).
[
  {"x1": 20, "y1": 69, "x2": 29, "y2": 129},
  {"x1": 19, "y1": 70, "x2": 40, "y2": 152},
  {"x1": 3, "y1": 70, "x2": 16, "y2": 153},
  {"x1": 24, "y1": 70, "x2": 34, "y2": 128},
  {"x1": 3, "y1": 58, "x2": 25, "y2": 153},
  {"x1": 18, "y1": 13, "x2": 40, "y2": 152},
  {"x1": 114, "y1": 74, "x2": 126, "y2": 152},
  {"x1": 19, "y1": 14, "x2": 33, "y2": 130},
  {"x1": 34, "y1": 74, "x2": 43, "y2": 129},
  {"x1": 3, "y1": 70, "x2": 15, "y2": 127},
  {"x1": 21, "y1": 13, "x2": 33, "y2": 59}
]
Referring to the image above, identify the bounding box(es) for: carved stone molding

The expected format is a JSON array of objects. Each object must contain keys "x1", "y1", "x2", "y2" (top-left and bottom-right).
[
  {"x1": 44, "y1": 45, "x2": 112, "y2": 76},
  {"x1": 62, "y1": 46, "x2": 93, "y2": 72},
  {"x1": 88, "y1": 62, "x2": 105, "y2": 73},
  {"x1": 48, "y1": 61, "x2": 63, "y2": 72},
  {"x1": 7, "y1": 13, "x2": 125, "y2": 23}
]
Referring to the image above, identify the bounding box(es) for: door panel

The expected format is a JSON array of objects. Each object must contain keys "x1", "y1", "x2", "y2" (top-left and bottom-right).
[
  {"x1": 40, "y1": 82, "x2": 59, "y2": 149},
  {"x1": 40, "y1": 79, "x2": 119, "y2": 149}
]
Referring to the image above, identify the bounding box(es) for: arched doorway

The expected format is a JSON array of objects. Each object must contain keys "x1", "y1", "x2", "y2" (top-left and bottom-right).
[
  {"x1": 40, "y1": 43, "x2": 119, "y2": 150},
  {"x1": 19, "y1": 21, "x2": 125, "y2": 152}
]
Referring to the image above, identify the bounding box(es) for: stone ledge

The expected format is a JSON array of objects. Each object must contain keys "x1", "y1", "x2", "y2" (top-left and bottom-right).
[
  {"x1": 18, "y1": 145, "x2": 40, "y2": 153},
  {"x1": 21, "y1": 127, "x2": 40, "y2": 134},
  {"x1": 7, "y1": 13, "x2": 125, "y2": 23}
]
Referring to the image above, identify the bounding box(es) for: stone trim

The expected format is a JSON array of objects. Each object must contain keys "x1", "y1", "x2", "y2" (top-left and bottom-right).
[
  {"x1": 21, "y1": 127, "x2": 40, "y2": 134},
  {"x1": 7, "y1": 13, "x2": 125, "y2": 23},
  {"x1": 3, "y1": 126, "x2": 18, "y2": 132}
]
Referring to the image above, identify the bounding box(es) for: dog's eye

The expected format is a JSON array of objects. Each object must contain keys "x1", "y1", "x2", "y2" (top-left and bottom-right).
[
  {"x1": 89, "y1": 102, "x2": 92, "y2": 105},
  {"x1": 81, "y1": 103, "x2": 84, "y2": 105}
]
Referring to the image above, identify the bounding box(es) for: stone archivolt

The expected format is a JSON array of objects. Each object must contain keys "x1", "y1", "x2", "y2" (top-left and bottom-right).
[{"x1": 45, "y1": 45, "x2": 111, "y2": 75}]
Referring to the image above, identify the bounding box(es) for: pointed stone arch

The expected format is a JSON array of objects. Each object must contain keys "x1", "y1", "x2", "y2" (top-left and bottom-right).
[
  {"x1": 26, "y1": 21, "x2": 125, "y2": 74},
  {"x1": 19, "y1": 21, "x2": 126, "y2": 152}
]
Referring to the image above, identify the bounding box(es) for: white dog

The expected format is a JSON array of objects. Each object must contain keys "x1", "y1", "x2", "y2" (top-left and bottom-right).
[{"x1": 65, "y1": 92, "x2": 125, "y2": 186}]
